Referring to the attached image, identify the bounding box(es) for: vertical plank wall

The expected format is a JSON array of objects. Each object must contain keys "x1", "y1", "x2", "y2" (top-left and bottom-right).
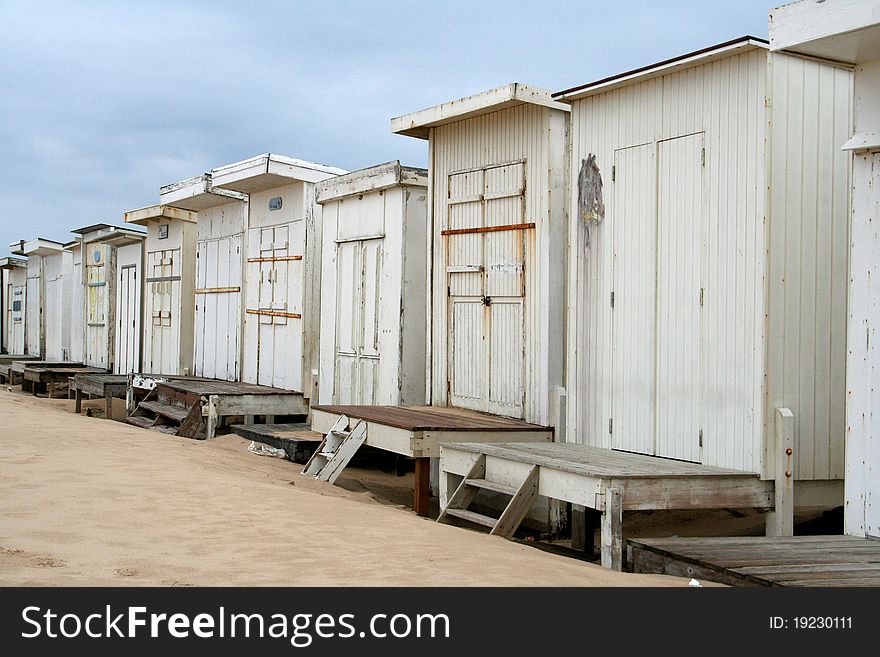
[
  {"x1": 567, "y1": 47, "x2": 852, "y2": 479},
  {"x1": 25, "y1": 256, "x2": 42, "y2": 357},
  {"x1": 430, "y1": 103, "x2": 568, "y2": 425},
  {"x1": 766, "y1": 53, "x2": 852, "y2": 481}
]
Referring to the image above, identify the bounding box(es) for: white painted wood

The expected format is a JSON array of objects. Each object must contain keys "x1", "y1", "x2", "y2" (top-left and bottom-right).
[
  {"x1": 1, "y1": 259, "x2": 28, "y2": 356},
  {"x1": 114, "y1": 243, "x2": 142, "y2": 374},
  {"x1": 397, "y1": 96, "x2": 568, "y2": 426},
  {"x1": 42, "y1": 251, "x2": 65, "y2": 361},
  {"x1": 316, "y1": 163, "x2": 428, "y2": 406},
  {"x1": 567, "y1": 44, "x2": 853, "y2": 480},
  {"x1": 766, "y1": 407, "x2": 794, "y2": 537},
  {"x1": 769, "y1": 0, "x2": 880, "y2": 63}
]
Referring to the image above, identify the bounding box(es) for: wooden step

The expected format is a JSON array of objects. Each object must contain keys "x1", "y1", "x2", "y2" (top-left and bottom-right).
[
  {"x1": 444, "y1": 508, "x2": 497, "y2": 528},
  {"x1": 465, "y1": 478, "x2": 518, "y2": 496},
  {"x1": 138, "y1": 400, "x2": 191, "y2": 423},
  {"x1": 125, "y1": 416, "x2": 155, "y2": 429}
]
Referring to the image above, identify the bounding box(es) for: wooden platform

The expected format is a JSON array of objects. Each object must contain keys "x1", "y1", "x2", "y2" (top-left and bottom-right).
[
  {"x1": 1, "y1": 360, "x2": 80, "y2": 386},
  {"x1": 72, "y1": 373, "x2": 129, "y2": 418},
  {"x1": 440, "y1": 442, "x2": 775, "y2": 570},
  {"x1": 230, "y1": 423, "x2": 323, "y2": 463},
  {"x1": 311, "y1": 405, "x2": 553, "y2": 517},
  {"x1": 22, "y1": 364, "x2": 101, "y2": 398},
  {"x1": 628, "y1": 535, "x2": 880, "y2": 587},
  {"x1": 127, "y1": 375, "x2": 308, "y2": 439}
]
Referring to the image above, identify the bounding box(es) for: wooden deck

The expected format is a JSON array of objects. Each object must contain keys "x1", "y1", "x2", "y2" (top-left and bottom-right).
[
  {"x1": 1, "y1": 360, "x2": 81, "y2": 386},
  {"x1": 127, "y1": 375, "x2": 308, "y2": 439},
  {"x1": 628, "y1": 535, "x2": 880, "y2": 586},
  {"x1": 72, "y1": 373, "x2": 129, "y2": 418},
  {"x1": 22, "y1": 364, "x2": 102, "y2": 397},
  {"x1": 230, "y1": 423, "x2": 323, "y2": 463},
  {"x1": 311, "y1": 405, "x2": 553, "y2": 518},
  {"x1": 440, "y1": 442, "x2": 775, "y2": 570}
]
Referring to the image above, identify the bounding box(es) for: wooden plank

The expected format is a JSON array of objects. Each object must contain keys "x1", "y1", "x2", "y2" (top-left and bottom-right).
[
  {"x1": 440, "y1": 454, "x2": 486, "y2": 520},
  {"x1": 492, "y1": 466, "x2": 539, "y2": 539},
  {"x1": 444, "y1": 508, "x2": 496, "y2": 528},
  {"x1": 214, "y1": 393, "x2": 307, "y2": 416},
  {"x1": 245, "y1": 309, "x2": 302, "y2": 319},
  {"x1": 440, "y1": 222, "x2": 536, "y2": 236},
  {"x1": 766, "y1": 407, "x2": 795, "y2": 536},
  {"x1": 310, "y1": 404, "x2": 551, "y2": 432},
  {"x1": 176, "y1": 402, "x2": 203, "y2": 439},
  {"x1": 629, "y1": 544, "x2": 766, "y2": 587}
]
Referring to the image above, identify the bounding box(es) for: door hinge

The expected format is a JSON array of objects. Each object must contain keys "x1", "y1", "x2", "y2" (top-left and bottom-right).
[
  {"x1": 447, "y1": 285, "x2": 450, "y2": 296},
  {"x1": 699, "y1": 429, "x2": 703, "y2": 448},
  {"x1": 611, "y1": 165, "x2": 616, "y2": 182},
  {"x1": 700, "y1": 288, "x2": 704, "y2": 306},
  {"x1": 610, "y1": 291, "x2": 615, "y2": 308},
  {"x1": 701, "y1": 148, "x2": 706, "y2": 166},
  {"x1": 609, "y1": 418, "x2": 613, "y2": 434}
]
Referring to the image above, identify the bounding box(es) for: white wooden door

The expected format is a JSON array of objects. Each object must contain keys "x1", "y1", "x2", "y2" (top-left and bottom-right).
[
  {"x1": 194, "y1": 235, "x2": 241, "y2": 381},
  {"x1": 26, "y1": 269, "x2": 40, "y2": 356},
  {"x1": 6, "y1": 282, "x2": 26, "y2": 354},
  {"x1": 446, "y1": 162, "x2": 526, "y2": 418},
  {"x1": 44, "y1": 260, "x2": 64, "y2": 361},
  {"x1": 85, "y1": 245, "x2": 110, "y2": 368},
  {"x1": 334, "y1": 238, "x2": 382, "y2": 404},
  {"x1": 655, "y1": 133, "x2": 704, "y2": 461},
  {"x1": 145, "y1": 248, "x2": 180, "y2": 374},
  {"x1": 115, "y1": 264, "x2": 139, "y2": 374},
  {"x1": 245, "y1": 224, "x2": 302, "y2": 391},
  {"x1": 611, "y1": 143, "x2": 656, "y2": 454}
]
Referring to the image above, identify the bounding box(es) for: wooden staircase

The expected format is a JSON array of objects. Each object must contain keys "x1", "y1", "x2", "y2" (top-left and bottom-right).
[
  {"x1": 302, "y1": 414, "x2": 367, "y2": 484},
  {"x1": 125, "y1": 385, "x2": 202, "y2": 438},
  {"x1": 437, "y1": 454, "x2": 539, "y2": 539}
]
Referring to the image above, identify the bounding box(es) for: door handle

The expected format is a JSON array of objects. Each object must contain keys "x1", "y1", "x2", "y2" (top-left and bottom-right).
[{"x1": 482, "y1": 296, "x2": 492, "y2": 306}]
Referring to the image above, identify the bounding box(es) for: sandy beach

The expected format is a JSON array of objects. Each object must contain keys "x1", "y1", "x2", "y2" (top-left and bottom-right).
[{"x1": 0, "y1": 388, "x2": 689, "y2": 586}]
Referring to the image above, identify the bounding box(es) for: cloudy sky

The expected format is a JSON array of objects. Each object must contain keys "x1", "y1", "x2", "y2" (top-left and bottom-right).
[{"x1": 1, "y1": 0, "x2": 779, "y2": 252}]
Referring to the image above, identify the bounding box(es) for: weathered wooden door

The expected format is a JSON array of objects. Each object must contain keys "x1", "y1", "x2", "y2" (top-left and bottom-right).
[
  {"x1": 334, "y1": 239, "x2": 382, "y2": 404},
  {"x1": 115, "y1": 264, "x2": 139, "y2": 374},
  {"x1": 44, "y1": 256, "x2": 64, "y2": 361},
  {"x1": 85, "y1": 244, "x2": 111, "y2": 368},
  {"x1": 26, "y1": 265, "x2": 40, "y2": 356},
  {"x1": 145, "y1": 248, "x2": 179, "y2": 374},
  {"x1": 655, "y1": 133, "x2": 704, "y2": 462},
  {"x1": 194, "y1": 235, "x2": 241, "y2": 381},
  {"x1": 6, "y1": 281, "x2": 25, "y2": 354},
  {"x1": 245, "y1": 224, "x2": 302, "y2": 391},
  {"x1": 611, "y1": 143, "x2": 656, "y2": 455},
  {"x1": 446, "y1": 162, "x2": 527, "y2": 418}
]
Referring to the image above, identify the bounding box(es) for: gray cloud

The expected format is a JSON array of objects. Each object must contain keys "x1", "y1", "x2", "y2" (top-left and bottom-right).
[{"x1": 0, "y1": 0, "x2": 776, "y2": 248}]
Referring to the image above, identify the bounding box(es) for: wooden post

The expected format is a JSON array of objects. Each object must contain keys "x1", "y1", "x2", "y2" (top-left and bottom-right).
[
  {"x1": 74, "y1": 387, "x2": 82, "y2": 414},
  {"x1": 571, "y1": 504, "x2": 586, "y2": 551},
  {"x1": 414, "y1": 457, "x2": 431, "y2": 517},
  {"x1": 105, "y1": 394, "x2": 113, "y2": 420},
  {"x1": 601, "y1": 487, "x2": 623, "y2": 571},
  {"x1": 205, "y1": 395, "x2": 219, "y2": 439},
  {"x1": 48, "y1": 381, "x2": 56, "y2": 399},
  {"x1": 244, "y1": 414, "x2": 255, "y2": 425},
  {"x1": 766, "y1": 407, "x2": 794, "y2": 537}
]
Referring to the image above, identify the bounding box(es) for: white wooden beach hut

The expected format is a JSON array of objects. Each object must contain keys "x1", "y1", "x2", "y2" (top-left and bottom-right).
[
  {"x1": 124, "y1": 204, "x2": 198, "y2": 376},
  {"x1": 10, "y1": 238, "x2": 65, "y2": 360},
  {"x1": 0, "y1": 256, "x2": 28, "y2": 356},
  {"x1": 554, "y1": 37, "x2": 853, "y2": 512},
  {"x1": 62, "y1": 238, "x2": 83, "y2": 364},
  {"x1": 73, "y1": 224, "x2": 146, "y2": 374},
  {"x1": 210, "y1": 153, "x2": 346, "y2": 395},
  {"x1": 391, "y1": 83, "x2": 570, "y2": 427},
  {"x1": 315, "y1": 161, "x2": 428, "y2": 406},
  {"x1": 770, "y1": 0, "x2": 880, "y2": 538},
  {"x1": 158, "y1": 173, "x2": 247, "y2": 382}
]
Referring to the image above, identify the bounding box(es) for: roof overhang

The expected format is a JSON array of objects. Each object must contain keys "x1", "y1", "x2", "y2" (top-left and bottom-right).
[
  {"x1": 211, "y1": 153, "x2": 347, "y2": 193},
  {"x1": 391, "y1": 83, "x2": 570, "y2": 140},
  {"x1": 11, "y1": 238, "x2": 65, "y2": 257},
  {"x1": 770, "y1": 0, "x2": 880, "y2": 63},
  {"x1": 72, "y1": 223, "x2": 146, "y2": 246},
  {"x1": 553, "y1": 36, "x2": 769, "y2": 102},
  {"x1": 0, "y1": 256, "x2": 27, "y2": 269},
  {"x1": 124, "y1": 204, "x2": 198, "y2": 226},
  {"x1": 316, "y1": 161, "x2": 428, "y2": 203},
  {"x1": 159, "y1": 173, "x2": 246, "y2": 211},
  {"x1": 842, "y1": 131, "x2": 880, "y2": 153}
]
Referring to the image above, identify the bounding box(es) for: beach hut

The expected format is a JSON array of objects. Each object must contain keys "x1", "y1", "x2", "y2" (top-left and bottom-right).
[
  {"x1": 770, "y1": 0, "x2": 880, "y2": 538},
  {"x1": 10, "y1": 238, "x2": 66, "y2": 360},
  {"x1": 391, "y1": 83, "x2": 570, "y2": 427},
  {"x1": 158, "y1": 173, "x2": 247, "y2": 382},
  {"x1": 315, "y1": 161, "x2": 428, "y2": 406},
  {"x1": 62, "y1": 238, "x2": 84, "y2": 364},
  {"x1": 0, "y1": 256, "x2": 27, "y2": 356},
  {"x1": 124, "y1": 204, "x2": 198, "y2": 376},
  {"x1": 554, "y1": 36, "x2": 853, "y2": 517},
  {"x1": 73, "y1": 224, "x2": 146, "y2": 374},
  {"x1": 209, "y1": 153, "x2": 346, "y2": 394}
]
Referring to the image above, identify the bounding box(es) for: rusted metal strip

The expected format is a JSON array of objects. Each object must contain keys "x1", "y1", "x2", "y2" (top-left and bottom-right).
[
  {"x1": 246, "y1": 255, "x2": 303, "y2": 263},
  {"x1": 194, "y1": 286, "x2": 241, "y2": 294},
  {"x1": 246, "y1": 309, "x2": 302, "y2": 319},
  {"x1": 441, "y1": 222, "x2": 535, "y2": 237}
]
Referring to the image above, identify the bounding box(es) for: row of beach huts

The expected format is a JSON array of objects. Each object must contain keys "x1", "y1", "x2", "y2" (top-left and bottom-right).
[{"x1": 1, "y1": 1, "x2": 878, "y2": 575}]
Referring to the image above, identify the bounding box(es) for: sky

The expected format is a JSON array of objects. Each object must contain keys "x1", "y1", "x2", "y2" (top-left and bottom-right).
[{"x1": 0, "y1": 0, "x2": 781, "y2": 252}]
